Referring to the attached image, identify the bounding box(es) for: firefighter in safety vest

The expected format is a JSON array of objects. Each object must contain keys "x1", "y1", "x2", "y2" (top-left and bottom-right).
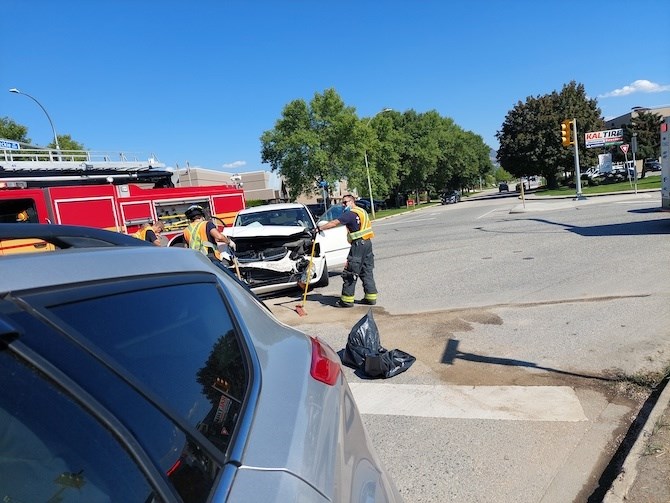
[
  {"x1": 317, "y1": 194, "x2": 377, "y2": 308},
  {"x1": 133, "y1": 221, "x2": 165, "y2": 246},
  {"x1": 16, "y1": 208, "x2": 38, "y2": 223},
  {"x1": 183, "y1": 205, "x2": 235, "y2": 259}
]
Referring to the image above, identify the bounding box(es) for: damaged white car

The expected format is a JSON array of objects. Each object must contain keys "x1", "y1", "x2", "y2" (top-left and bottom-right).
[{"x1": 222, "y1": 203, "x2": 350, "y2": 295}]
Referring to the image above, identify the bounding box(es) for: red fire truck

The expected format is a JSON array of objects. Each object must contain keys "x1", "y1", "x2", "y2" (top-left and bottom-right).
[{"x1": 0, "y1": 148, "x2": 245, "y2": 248}]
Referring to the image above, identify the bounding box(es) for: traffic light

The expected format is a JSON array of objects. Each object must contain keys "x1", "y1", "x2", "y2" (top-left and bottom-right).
[{"x1": 560, "y1": 119, "x2": 573, "y2": 147}]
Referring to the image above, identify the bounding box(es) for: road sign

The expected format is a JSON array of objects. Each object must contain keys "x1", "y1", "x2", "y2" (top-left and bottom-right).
[
  {"x1": 585, "y1": 128, "x2": 624, "y2": 149},
  {"x1": 0, "y1": 139, "x2": 20, "y2": 149},
  {"x1": 620, "y1": 144, "x2": 629, "y2": 154}
]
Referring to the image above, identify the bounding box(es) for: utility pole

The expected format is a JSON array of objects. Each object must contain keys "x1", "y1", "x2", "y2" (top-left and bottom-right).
[{"x1": 631, "y1": 133, "x2": 638, "y2": 194}]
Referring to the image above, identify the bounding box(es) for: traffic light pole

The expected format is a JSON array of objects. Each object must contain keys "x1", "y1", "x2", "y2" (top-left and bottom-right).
[{"x1": 572, "y1": 118, "x2": 585, "y2": 200}]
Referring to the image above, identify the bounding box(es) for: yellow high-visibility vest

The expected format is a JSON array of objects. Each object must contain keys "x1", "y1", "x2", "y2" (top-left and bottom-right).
[{"x1": 347, "y1": 206, "x2": 374, "y2": 242}]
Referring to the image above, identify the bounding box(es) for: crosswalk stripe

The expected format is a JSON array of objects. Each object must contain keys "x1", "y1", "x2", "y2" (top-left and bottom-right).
[{"x1": 348, "y1": 383, "x2": 587, "y2": 421}]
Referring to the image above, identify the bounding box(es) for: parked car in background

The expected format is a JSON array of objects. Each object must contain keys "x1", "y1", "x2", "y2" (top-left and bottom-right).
[
  {"x1": 645, "y1": 160, "x2": 662, "y2": 172},
  {"x1": 305, "y1": 202, "x2": 329, "y2": 219},
  {"x1": 356, "y1": 198, "x2": 387, "y2": 212},
  {"x1": 582, "y1": 167, "x2": 601, "y2": 180},
  {"x1": 498, "y1": 182, "x2": 509, "y2": 193},
  {"x1": 440, "y1": 190, "x2": 461, "y2": 204},
  {"x1": 223, "y1": 203, "x2": 350, "y2": 294},
  {"x1": 0, "y1": 233, "x2": 401, "y2": 503}
]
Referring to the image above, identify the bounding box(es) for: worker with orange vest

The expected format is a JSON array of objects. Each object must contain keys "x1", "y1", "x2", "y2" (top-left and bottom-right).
[
  {"x1": 133, "y1": 221, "x2": 165, "y2": 246},
  {"x1": 183, "y1": 205, "x2": 235, "y2": 258},
  {"x1": 318, "y1": 194, "x2": 377, "y2": 307}
]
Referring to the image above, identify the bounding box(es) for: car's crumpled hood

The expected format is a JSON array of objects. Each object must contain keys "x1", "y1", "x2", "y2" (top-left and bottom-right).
[{"x1": 221, "y1": 225, "x2": 313, "y2": 276}]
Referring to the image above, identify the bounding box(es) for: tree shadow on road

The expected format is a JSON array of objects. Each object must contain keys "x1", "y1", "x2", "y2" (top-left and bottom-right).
[{"x1": 524, "y1": 216, "x2": 670, "y2": 237}]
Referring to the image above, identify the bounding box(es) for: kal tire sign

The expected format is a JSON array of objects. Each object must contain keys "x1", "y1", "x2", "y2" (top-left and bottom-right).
[{"x1": 585, "y1": 129, "x2": 624, "y2": 149}]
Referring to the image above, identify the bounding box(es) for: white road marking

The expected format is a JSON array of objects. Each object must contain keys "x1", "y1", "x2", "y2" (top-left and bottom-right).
[
  {"x1": 349, "y1": 383, "x2": 587, "y2": 422},
  {"x1": 476, "y1": 208, "x2": 501, "y2": 219}
]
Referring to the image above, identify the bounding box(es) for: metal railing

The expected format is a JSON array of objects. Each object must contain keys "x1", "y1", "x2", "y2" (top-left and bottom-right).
[
  {"x1": 0, "y1": 148, "x2": 165, "y2": 172},
  {"x1": 1, "y1": 148, "x2": 161, "y2": 164}
]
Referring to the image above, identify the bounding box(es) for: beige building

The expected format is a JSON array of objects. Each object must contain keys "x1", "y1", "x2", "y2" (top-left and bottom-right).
[
  {"x1": 602, "y1": 105, "x2": 670, "y2": 173},
  {"x1": 604, "y1": 105, "x2": 670, "y2": 129},
  {"x1": 174, "y1": 167, "x2": 356, "y2": 205},
  {"x1": 175, "y1": 167, "x2": 287, "y2": 202}
]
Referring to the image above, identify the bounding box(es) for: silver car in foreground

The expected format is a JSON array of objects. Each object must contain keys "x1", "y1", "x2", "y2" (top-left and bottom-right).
[{"x1": 0, "y1": 235, "x2": 401, "y2": 502}]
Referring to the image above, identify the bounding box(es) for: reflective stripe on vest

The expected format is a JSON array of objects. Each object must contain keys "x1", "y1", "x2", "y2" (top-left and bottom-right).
[
  {"x1": 347, "y1": 206, "x2": 374, "y2": 241},
  {"x1": 184, "y1": 221, "x2": 215, "y2": 255}
]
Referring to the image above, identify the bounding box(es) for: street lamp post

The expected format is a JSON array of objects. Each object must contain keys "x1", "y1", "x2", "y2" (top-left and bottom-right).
[
  {"x1": 9, "y1": 88, "x2": 61, "y2": 150},
  {"x1": 364, "y1": 108, "x2": 392, "y2": 219}
]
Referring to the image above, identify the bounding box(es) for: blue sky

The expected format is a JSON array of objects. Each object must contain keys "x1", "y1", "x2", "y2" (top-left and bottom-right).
[{"x1": 3, "y1": 0, "x2": 669, "y2": 173}]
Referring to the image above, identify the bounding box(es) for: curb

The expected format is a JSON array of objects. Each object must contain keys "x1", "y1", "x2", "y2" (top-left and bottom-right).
[{"x1": 603, "y1": 380, "x2": 670, "y2": 502}]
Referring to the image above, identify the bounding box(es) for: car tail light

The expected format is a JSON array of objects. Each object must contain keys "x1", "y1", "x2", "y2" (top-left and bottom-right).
[{"x1": 310, "y1": 337, "x2": 341, "y2": 386}]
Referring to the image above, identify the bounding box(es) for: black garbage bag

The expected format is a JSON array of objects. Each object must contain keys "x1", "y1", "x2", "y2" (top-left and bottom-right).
[
  {"x1": 342, "y1": 309, "x2": 416, "y2": 378},
  {"x1": 364, "y1": 348, "x2": 416, "y2": 379},
  {"x1": 341, "y1": 308, "x2": 381, "y2": 370}
]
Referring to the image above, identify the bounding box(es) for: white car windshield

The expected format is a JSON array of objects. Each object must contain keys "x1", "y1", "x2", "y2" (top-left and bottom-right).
[{"x1": 235, "y1": 208, "x2": 315, "y2": 229}]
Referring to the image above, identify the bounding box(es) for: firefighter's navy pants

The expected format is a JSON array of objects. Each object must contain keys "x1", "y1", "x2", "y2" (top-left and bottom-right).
[{"x1": 340, "y1": 238, "x2": 377, "y2": 304}]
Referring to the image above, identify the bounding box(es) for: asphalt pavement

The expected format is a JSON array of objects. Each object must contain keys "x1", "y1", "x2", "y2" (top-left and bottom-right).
[
  {"x1": 273, "y1": 189, "x2": 670, "y2": 503},
  {"x1": 509, "y1": 187, "x2": 670, "y2": 501},
  {"x1": 454, "y1": 186, "x2": 670, "y2": 500}
]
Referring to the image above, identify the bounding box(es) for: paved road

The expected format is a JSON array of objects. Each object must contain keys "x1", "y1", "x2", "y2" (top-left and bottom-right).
[{"x1": 267, "y1": 191, "x2": 670, "y2": 502}]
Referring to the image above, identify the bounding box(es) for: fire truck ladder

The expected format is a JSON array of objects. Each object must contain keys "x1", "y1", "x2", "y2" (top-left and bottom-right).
[{"x1": 0, "y1": 145, "x2": 173, "y2": 188}]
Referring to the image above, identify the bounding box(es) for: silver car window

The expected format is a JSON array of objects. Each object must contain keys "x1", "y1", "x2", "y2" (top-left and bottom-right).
[
  {"x1": 0, "y1": 351, "x2": 160, "y2": 502},
  {"x1": 45, "y1": 282, "x2": 248, "y2": 458}
]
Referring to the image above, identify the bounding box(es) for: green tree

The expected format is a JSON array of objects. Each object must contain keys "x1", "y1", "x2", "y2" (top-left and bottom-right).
[
  {"x1": 496, "y1": 81, "x2": 603, "y2": 189},
  {"x1": 446, "y1": 130, "x2": 493, "y2": 191},
  {"x1": 395, "y1": 110, "x2": 443, "y2": 199},
  {"x1": 553, "y1": 81, "x2": 603, "y2": 180},
  {"x1": 0, "y1": 117, "x2": 31, "y2": 144},
  {"x1": 496, "y1": 94, "x2": 551, "y2": 183},
  {"x1": 260, "y1": 88, "x2": 360, "y2": 200},
  {"x1": 494, "y1": 166, "x2": 513, "y2": 183},
  {"x1": 261, "y1": 93, "x2": 493, "y2": 205},
  {"x1": 621, "y1": 110, "x2": 663, "y2": 178},
  {"x1": 49, "y1": 134, "x2": 85, "y2": 151},
  {"x1": 350, "y1": 111, "x2": 402, "y2": 201},
  {"x1": 390, "y1": 111, "x2": 493, "y2": 201}
]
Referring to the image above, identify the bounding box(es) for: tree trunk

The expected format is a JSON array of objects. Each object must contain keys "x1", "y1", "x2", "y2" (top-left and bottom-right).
[{"x1": 546, "y1": 172, "x2": 560, "y2": 189}]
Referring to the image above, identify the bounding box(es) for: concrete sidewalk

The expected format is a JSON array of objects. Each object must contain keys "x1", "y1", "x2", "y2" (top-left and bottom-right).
[{"x1": 508, "y1": 190, "x2": 660, "y2": 213}]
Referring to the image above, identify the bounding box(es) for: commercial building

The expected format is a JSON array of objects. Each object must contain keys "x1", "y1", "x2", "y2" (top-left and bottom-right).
[
  {"x1": 175, "y1": 167, "x2": 355, "y2": 206},
  {"x1": 175, "y1": 167, "x2": 288, "y2": 202},
  {"x1": 604, "y1": 105, "x2": 670, "y2": 130}
]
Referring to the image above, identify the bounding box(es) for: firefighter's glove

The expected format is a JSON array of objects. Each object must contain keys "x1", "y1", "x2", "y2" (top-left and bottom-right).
[{"x1": 227, "y1": 239, "x2": 236, "y2": 251}]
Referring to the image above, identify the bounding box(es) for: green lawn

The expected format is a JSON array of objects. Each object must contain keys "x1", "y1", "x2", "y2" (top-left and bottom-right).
[
  {"x1": 537, "y1": 174, "x2": 661, "y2": 197},
  {"x1": 369, "y1": 176, "x2": 661, "y2": 219},
  {"x1": 372, "y1": 201, "x2": 440, "y2": 219}
]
